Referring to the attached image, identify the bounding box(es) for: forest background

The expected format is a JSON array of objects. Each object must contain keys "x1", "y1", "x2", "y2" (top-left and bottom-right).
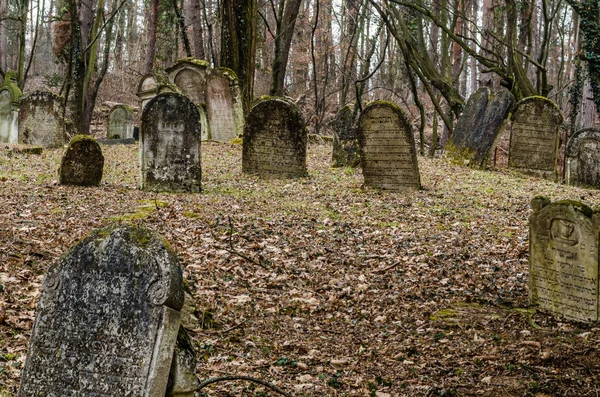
[{"x1": 0, "y1": 0, "x2": 599, "y2": 149}]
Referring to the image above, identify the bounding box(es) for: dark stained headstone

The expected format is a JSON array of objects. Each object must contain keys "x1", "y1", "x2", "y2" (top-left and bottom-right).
[
  {"x1": 18, "y1": 225, "x2": 185, "y2": 396},
  {"x1": 59, "y1": 135, "x2": 104, "y2": 186},
  {"x1": 508, "y1": 97, "x2": 563, "y2": 180},
  {"x1": 529, "y1": 198, "x2": 600, "y2": 322},
  {"x1": 357, "y1": 101, "x2": 421, "y2": 191},
  {"x1": 446, "y1": 88, "x2": 515, "y2": 167},
  {"x1": 331, "y1": 104, "x2": 359, "y2": 168},
  {"x1": 18, "y1": 91, "x2": 66, "y2": 148},
  {"x1": 242, "y1": 97, "x2": 307, "y2": 178},
  {"x1": 140, "y1": 93, "x2": 201, "y2": 192},
  {"x1": 107, "y1": 104, "x2": 134, "y2": 139},
  {"x1": 566, "y1": 128, "x2": 600, "y2": 188}
]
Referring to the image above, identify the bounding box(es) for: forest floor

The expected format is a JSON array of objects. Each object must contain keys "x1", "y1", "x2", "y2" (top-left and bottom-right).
[{"x1": 1, "y1": 141, "x2": 600, "y2": 396}]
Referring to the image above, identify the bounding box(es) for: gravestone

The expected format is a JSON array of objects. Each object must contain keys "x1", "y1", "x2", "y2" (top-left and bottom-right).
[
  {"x1": 331, "y1": 104, "x2": 359, "y2": 168},
  {"x1": 107, "y1": 104, "x2": 134, "y2": 139},
  {"x1": 242, "y1": 97, "x2": 307, "y2": 178},
  {"x1": 0, "y1": 71, "x2": 22, "y2": 144},
  {"x1": 530, "y1": 197, "x2": 600, "y2": 322},
  {"x1": 357, "y1": 101, "x2": 421, "y2": 191},
  {"x1": 140, "y1": 92, "x2": 201, "y2": 192},
  {"x1": 205, "y1": 68, "x2": 244, "y2": 142},
  {"x1": 18, "y1": 91, "x2": 66, "y2": 148},
  {"x1": 137, "y1": 73, "x2": 159, "y2": 111},
  {"x1": 59, "y1": 135, "x2": 104, "y2": 186},
  {"x1": 18, "y1": 224, "x2": 184, "y2": 396},
  {"x1": 508, "y1": 97, "x2": 563, "y2": 180},
  {"x1": 446, "y1": 88, "x2": 515, "y2": 167},
  {"x1": 566, "y1": 128, "x2": 600, "y2": 188}
]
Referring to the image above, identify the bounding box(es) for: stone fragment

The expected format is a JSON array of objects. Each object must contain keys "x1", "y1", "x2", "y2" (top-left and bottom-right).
[
  {"x1": 166, "y1": 327, "x2": 199, "y2": 397},
  {"x1": 566, "y1": 128, "x2": 600, "y2": 188},
  {"x1": 357, "y1": 101, "x2": 420, "y2": 191},
  {"x1": 242, "y1": 97, "x2": 307, "y2": 178},
  {"x1": 18, "y1": 225, "x2": 185, "y2": 396},
  {"x1": 529, "y1": 197, "x2": 600, "y2": 322},
  {"x1": 107, "y1": 104, "x2": 135, "y2": 139},
  {"x1": 140, "y1": 92, "x2": 201, "y2": 192},
  {"x1": 509, "y1": 97, "x2": 563, "y2": 180},
  {"x1": 59, "y1": 135, "x2": 104, "y2": 186}
]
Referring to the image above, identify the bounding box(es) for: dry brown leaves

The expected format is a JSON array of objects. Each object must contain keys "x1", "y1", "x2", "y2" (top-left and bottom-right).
[{"x1": 1, "y1": 141, "x2": 600, "y2": 396}]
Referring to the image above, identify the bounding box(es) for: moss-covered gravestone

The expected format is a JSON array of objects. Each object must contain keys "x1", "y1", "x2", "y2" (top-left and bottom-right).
[
  {"x1": 446, "y1": 88, "x2": 514, "y2": 167},
  {"x1": 0, "y1": 71, "x2": 22, "y2": 144},
  {"x1": 530, "y1": 197, "x2": 600, "y2": 322},
  {"x1": 59, "y1": 135, "x2": 104, "y2": 186},
  {"x1": 331, "y1": 104, "x2": 359, "y2": 168},
  {"x1": 18, "y1": 225, "x2": 184, "y2": 396},
  {"x1": 357, "y1": 101, "x2": 420, "y2": 191},
  {"x1": 242, "y1": 97, "x2": 307, "y2": 178},
  {"x1": 509, "y1": 97, "x2": 563, "y2": 180},
  {"x1": 205, "y1": 68, "x2": 244, "y2": 142},
  {"x1": 107, "y1": 104, "x2": 134, "y2": 139},
  {"x1": 18, "y1": 91, "x2": 66, "y2": 148},
  {"x1": 140, "y1": 93, "x2": 201, "y2": 192},
  {"x1": 566, "y1": 128, "x2": 600, "y2": 188}
]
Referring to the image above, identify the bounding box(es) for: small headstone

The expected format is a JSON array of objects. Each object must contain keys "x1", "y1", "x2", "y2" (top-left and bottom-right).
[
  {"x1": 508, "y1": 97, "x2": 563, "y2": 180},
  {"x1": 18, "y1": 224, "x2": 185, "y2": 396},
  {"x1": 446, "y1": 88, "x2": 515, "y2": 167},
  {"x1": 166, "y1": 328, "x2": 199, "y2": 397},
  {"x1": 18, "y1": 91, "x2": 66, "y2": 148},
  {"x1": 242, "y1": 97, "x2": 307, "y2": 178},
  {"x1": 107, "y1": 104, "x2": 135, "y2": 139},
  {"x1": 205, "y1": 68, "x2": 244, "y2": 142},
  {"x1": 137, "y1": 73, "x2": 159, "y2": 111},
  {"x1": 530, "y1": 197, "x2": 600, "y2": 322},
  {"x1": 566, "y1": 128, "x2": 600, "y2": 188},
  {"x1": 140, "y1": 92, "x2": 201, "y2": 192},
  {"x1": 331, "y1": 104, "x2": 359, "y2": 168},
  {"x1": 357, "y1": 101, "x2": 421, "y2": 191},
  {"x1": 0, "y1": 71, "x2": 22, "y2": 144},
  {"x1": 167, "y1": 58, "x2": 209, "y2": 105},
  {"x1": 59, "y1": 135, "x2": 104, "y2": 186}
]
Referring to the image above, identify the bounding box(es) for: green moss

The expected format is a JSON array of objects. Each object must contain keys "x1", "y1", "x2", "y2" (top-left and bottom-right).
[
  {"x1": 555, "y1": 199, "x2": 593, "y2": 217},
  {"x1": 107, "y1": 200, "x2": 169, "y2": 221},
  {"x1": 445, "y1": 142, "x2": 477, "y2": 166},
  {"x1": 174, "y1": 57, "x2": 210, "y2": 68},
  {"x1": 429, "y1": 308, "x2": 460, "y2": 323},
  {"x1": 229, "y1": 137, "x2": 243, "y2": 145},
  {"x1": 183, "y1": 211, "x2": 202, "y2": 219},
  {"x1": 513, "y1": 96, "x2": 564, "y2": 123},
  {"x1": 216, "y1": 67, "x2": 238, "y2": 81}
]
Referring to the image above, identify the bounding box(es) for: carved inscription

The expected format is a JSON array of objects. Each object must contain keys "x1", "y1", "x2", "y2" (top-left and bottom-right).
[
  {"x1": 509, "y1": 97, "x2": 562, "y2": 177},
  {"x1": 242, "y1": 98, "x2": 307, "y2": 178},
  {"x1": 357, "y1": 102, "x2": 420, "y2": 191},
  {"x1": 530, "y1": 200, "x2": 599, "y2": 322}
]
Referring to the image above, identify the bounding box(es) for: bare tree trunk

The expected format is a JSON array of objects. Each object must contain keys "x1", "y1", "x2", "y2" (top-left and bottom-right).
[
  {"x1": 190, "y1": 0, "x2": 205, "y2": 58},
  {"x1": 270, "y1": 0, "x2": 303, "y2": 96},
  {"x1": 144, "y1": 0, "x2": 159, "y2": 73},
  {"x1": 0, "y1": 0, "x2": 6, "y2": 73}
]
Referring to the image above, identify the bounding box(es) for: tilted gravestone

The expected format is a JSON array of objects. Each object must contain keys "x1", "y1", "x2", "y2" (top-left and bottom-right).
[
  {"x1": 508, "y1": 97, "x2": 563, "y2": 180},
  {"x1": 446, "y1": 88, "x2": 515, "y2": 167},
  {"x1": 107, "y1": 104, "x2": 135, "y2": 139},
  {"x1": 140, "y1": 92, "x2": 201, "y2": 192},
  {"x1": 566, "y1": 128, "x2": 600, "y2": 188},
  {"x1": 59, "y1": 135, "x2": 104, "y2": 186},
  {"x1": 0, "y1": 71, "x2": 22, "y2": 144},
  {"x1": 331, "y1": 104, "x2": 359, "y2": 168},
  {"x1": 242, "y1": 97, "x2": 307, "y2": 178},
  {"x1": 357, "y1": 101, "x2": 421, "y2": 191},
  {"x1": 530, "y1": 197, "x2": 600, "y2": 322},
  {"x1": 205, "y1": 68, "x2": 244, "y2": 142},
  {"x1": 18, "y1": 91, "x2": 66, "y2": 148},
  {"x1": 18, "y1": 224, "x2": 184, "y2": 396}
]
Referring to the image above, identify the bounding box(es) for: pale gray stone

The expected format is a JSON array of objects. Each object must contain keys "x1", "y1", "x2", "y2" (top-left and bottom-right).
[
  {"x1": 566, "y1": 128, "x2": 600, "y2": 188},
  {"x1": 107, "y1": 104, "x2": 135, "y2": 139},
  {"x1": 206, "y1": 68, "x2": 244, "y2": 142},
  {"x1": 18, "y1": 91, "x2": 66, "y2": 148},
  {"x1": 0, "y1": 72, "x2": 21, "y2": 144}
]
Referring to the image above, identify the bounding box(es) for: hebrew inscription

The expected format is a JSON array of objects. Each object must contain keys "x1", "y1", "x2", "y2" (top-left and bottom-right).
[{"x1": 530, "y1": 198, "x2": 600, "y2": 322}]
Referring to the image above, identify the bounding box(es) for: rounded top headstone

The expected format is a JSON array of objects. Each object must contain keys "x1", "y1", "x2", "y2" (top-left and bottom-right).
[{"x1": 59, "y1": 135, "x2": 104, "y2": 186}]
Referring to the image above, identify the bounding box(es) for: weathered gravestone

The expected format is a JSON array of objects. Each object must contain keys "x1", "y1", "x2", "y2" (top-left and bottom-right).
[
  {"x1": 331, "y1": 104, "x2": 360, "y2": 168},
  {"x1": 107, "y1": 104, "x2": 135, "y2": 139},
  {"x1": 357, "y1": 101, "x2": 421, "y2": 191},
  {"x1": 137, "y1": 73, "x2": 159, "y2": 111},
  {"x1": 509, "y1": 97, "x2": 563, "y2": 180},
  {"x1": 566, "y1": 128, "x2": 600, "y2": 188},
  {"x1": 18, "y1": 91, "x2": 66, "y2": 148},
  {"x1": 446, "y1": 87, "x2": 515, "y2": 167},
  {"x1": 205, "y1": 68, "x2": 244, "y2": 142},
  {"x1": 242, "y1": 97, "x2": 307, "y2": 178},
  {"x1": 140, "y1": 92, "x2": 201, "y2": 192},
  {"x1": 530, "y1": 197, "x2": 600, "y2": 322},
  {"x1": 18, "y1": 224, "x2": 184, "y2": 396},
  {"x1": 59, "y1": 135, "x2": 104, "y2": 186},
  {"x1": 0, "y1": 72, "x2": 22, "y2": 144},
  {"x1": 167, "y1": 58, "x2": 210, "y2": 141}
]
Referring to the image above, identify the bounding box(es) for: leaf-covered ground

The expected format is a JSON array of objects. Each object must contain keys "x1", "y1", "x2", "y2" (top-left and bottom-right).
[{"x1": 1, "y1": 141, "x2": 600, "y2": 396}]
